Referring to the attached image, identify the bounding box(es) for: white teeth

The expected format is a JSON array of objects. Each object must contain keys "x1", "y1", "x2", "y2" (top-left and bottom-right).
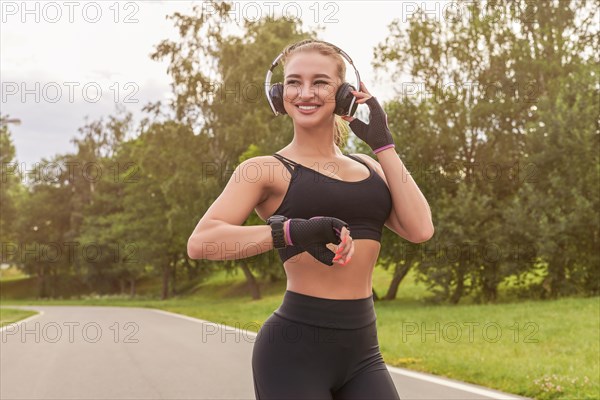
[{"x1": 298, "y1": 105, "x2": 318, "y2": 110}]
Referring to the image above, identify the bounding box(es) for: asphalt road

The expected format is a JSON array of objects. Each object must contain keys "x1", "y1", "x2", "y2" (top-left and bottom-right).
[{"x1": 0, "y1": 305, "x2": 531, "y2": 400}]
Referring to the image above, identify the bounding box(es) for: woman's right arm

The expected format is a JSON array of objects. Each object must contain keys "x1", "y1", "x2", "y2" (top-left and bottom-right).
[{"x1": 187, "y1": 157, "x2": 277, "y2": 260}]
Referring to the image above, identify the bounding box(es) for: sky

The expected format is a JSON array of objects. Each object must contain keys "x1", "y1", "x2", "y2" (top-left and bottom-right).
[{"x1": 1, "y1": 1, "x2": 456, "y2": 166}]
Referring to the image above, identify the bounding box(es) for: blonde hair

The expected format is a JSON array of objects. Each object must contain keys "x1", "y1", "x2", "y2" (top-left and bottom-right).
[{"x1": 280, "y1": 39, "x2": 350, "y2": 148}]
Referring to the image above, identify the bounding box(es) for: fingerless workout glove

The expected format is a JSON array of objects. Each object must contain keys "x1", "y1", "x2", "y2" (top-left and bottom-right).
[
  {"x1": 286, "y1": 216, "x2": 349, "y2": 266},
  {"x1": 349, "y1": 96, "x2": 396, "y2": 154}
]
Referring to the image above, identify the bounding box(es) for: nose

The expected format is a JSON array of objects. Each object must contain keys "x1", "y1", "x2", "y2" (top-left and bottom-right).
[
  {"x1": 284, "y1": 81, "x2": 317, "y2": 102},
  {"x1": 298, "y1": 81, "x2": 317, "y2": 101}
]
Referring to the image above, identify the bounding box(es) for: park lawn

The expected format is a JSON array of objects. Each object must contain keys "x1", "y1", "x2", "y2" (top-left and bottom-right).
[
  {"x1": 1, "y1": 266, "x2": 598, "y2": 400},
  {"x1": 0, "y1": 308, "x2": 39, "y2": 328}
]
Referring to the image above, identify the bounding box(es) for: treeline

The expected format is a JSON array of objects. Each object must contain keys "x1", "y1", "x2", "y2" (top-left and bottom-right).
[{"x1": 1, "y1": 0, "x2": 598, "y2": 303}]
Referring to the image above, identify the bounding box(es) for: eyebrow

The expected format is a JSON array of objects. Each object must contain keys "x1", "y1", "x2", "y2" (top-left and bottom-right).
[{"x1": 285, "y1": 73, "x2": 333, "y2": 80}]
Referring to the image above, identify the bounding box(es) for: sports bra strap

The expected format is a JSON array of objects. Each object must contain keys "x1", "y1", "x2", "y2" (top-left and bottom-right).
[
  {"x1": 272, "y1": 153, "x2": 299, "y2": 174},
  {"x1": 273, "y1": 152, "x2": 370, "y2": 174},
  {"x1": 344, "y1": 153, "x2": 362, "y2": 163},
  {"x1": 345, "y1": 153, "x2": 371, "y2": 171}
]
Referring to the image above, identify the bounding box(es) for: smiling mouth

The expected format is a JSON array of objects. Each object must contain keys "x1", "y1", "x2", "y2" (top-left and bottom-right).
[{"x1": 296, "y1": 105, "x2": 321, "y2": 110}]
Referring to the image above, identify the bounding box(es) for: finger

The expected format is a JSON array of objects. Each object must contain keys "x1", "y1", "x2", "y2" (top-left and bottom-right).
[
  {"x1": 333, "y1": 228, "x2": 349, "y2": 257},
  {"x1": 333, "y1": 250, "x2": 342, "y2": 262},
  {"x1": 327, "y1": 243, "x2": 342, "y2": 260},
  {"x1": 351, "y1": 90, "x2": 370, "y2": 99},
  {"x1": 340, "y1": 116, "x2": 355, "y2": 122},
  {"x1": 350, "y1": 90, "x2": 373, "y2": 104},
  {"x1": 346, "y1": 242, "x2": 355, "y2": 260},
  {"x1": 340, "y1": 243, "x2": 354, "y2": 265},
  {"x1": 327, "y1": 243, "x2": 343, "y2": 263},
  {"x1": 360, "y1": 81, "x2": 371, "y2": 95},
  {"x1": 344, "y1": 227, "x2": 352, "y2": 243},
  {"x1": 335, "y1": 239, "x2": 344, "y2": 255},
  {"x1": 339, "y1": 236, "x2": 352, "y2": 259},
  {"x1": 341, "y1": 232, "x2": 354, "y2": 258}
]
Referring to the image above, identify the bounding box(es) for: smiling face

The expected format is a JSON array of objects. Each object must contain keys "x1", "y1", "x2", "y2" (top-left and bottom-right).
[{"x1": 282, "y1": 51, "x2": 342, "y2": 125}]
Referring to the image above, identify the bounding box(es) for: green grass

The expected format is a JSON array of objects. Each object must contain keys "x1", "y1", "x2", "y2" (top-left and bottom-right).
[
  {"x1": 0, "y1": 308, "x2": 39, "y2": 327},
  {"x1": 2, "y1": 266, "x2": 598, "y2": 400},
  {"x1": 375, "y1": 296, "x2": 598, "y2": 400},
  {"x1": 0, "y1": 266, "x2": 30, "y2": 281}
]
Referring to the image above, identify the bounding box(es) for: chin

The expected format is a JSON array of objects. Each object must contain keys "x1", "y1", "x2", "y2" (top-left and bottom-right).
[
  {"x1": 288, "y1": 107, "x2": 334, "y2": 124},
  {"x1": 292, "y1": 115, "x2": 328, "y2": 128}
]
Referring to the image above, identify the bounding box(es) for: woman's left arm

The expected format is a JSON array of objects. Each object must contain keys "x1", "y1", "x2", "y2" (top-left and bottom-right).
[
  {"x1": 374, "y1": 149, "x2": 434, "y2": 243},
  {"x1": 343, "y1": 81, "x2": 434, "y2": 243}
]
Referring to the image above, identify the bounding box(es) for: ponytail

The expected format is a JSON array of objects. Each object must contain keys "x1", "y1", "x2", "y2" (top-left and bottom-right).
[{"x1": 333, "y1": 114, "x2": 349, "y2": 148}]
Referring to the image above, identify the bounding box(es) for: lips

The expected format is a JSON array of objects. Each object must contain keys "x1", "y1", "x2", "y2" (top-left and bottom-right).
[
  {"x1": 295, "y1": 103, "x2": 321, "y2": 114},
  {"x1": 296, "y1": 103, "x2": 320, "y2": 107}
]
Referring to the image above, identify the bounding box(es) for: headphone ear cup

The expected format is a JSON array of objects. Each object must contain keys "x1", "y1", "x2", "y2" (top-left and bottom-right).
[
  {"x1": 269, "y1": 83, "x2": 287, "y2": 115},
  {"x1": 334, "y1": 83, "x2": 358, "y2": 116}
]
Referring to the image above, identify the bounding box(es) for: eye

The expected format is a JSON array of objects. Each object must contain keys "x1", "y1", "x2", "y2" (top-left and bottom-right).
[{"x1": 284, "y1": 79, "x2": 331, "y2": 86}]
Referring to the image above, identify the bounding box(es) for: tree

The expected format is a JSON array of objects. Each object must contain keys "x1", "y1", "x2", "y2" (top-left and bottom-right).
[
  {"x1": 515, "y1": 61, "x2": 600, "y2": 297},
  {"x1": 150, "y1": 1, "x2": 317, "y2": 298},
  {"x1": 13, "y1": 157, "x2": 73, "y2": 298},
  {"x1": 373, "y1": 0, "x2": 599, "y2": 302},
  {"x1": 0, "y1": 122, "x2": 19, "y2": 249}
]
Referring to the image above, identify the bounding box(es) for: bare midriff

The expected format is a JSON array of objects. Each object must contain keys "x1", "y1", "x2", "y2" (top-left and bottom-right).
[{"x1": 282, "y1": 239, "x2": 380, "y2": 299}]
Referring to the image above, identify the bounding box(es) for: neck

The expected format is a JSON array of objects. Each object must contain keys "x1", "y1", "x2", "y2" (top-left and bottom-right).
[{"x1": 289, "y1": 116, "x2": 341, "y2": 157}]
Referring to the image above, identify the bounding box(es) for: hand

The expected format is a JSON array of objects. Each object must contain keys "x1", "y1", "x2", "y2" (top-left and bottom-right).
[
  {"x1": 284, "y1": 216, "x2": 352, "y2": 266},
  {"x1": 304, "y1": 226, "x2": 354, "y2": 266},
  {"x1": 327, "y1": 226, "x2": 354, "y2": 266},
  {"x1": 340, "y1": 81, "x2": 396, "y2": 154}
]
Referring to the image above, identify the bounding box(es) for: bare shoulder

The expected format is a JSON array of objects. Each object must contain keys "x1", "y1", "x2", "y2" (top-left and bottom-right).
[
  {"x1": 188, "y1": 155, "x2": 278, "y2": 235},
  {"x1": 235, "y1": 155, "x2": 282, "y2": 189},
  {"x1": 237, "y1": 155, "x2": 279, "y2": 171}
]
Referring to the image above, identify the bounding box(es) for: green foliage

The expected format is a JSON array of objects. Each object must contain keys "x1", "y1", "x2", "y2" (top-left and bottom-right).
[
  {"x1": 0, "y1": 123, "x2": 19, "y2": 245},
  {"x1": 373, "y1": 0, "x2": 599, "y2": 302}
]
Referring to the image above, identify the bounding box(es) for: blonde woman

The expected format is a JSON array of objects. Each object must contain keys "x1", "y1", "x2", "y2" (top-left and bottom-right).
[{"x1": 188, "y1": 39, "x2": 433, "y2": 399}]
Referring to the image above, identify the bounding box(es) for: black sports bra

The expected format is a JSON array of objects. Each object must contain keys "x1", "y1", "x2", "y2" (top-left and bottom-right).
[{"x1": 270, "y1": 152, "x2": 393, "y2": 263}]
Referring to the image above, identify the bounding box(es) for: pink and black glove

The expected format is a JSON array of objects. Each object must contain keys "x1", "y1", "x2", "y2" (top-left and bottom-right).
[
  {"x1": 349, "y1": 96, "x2": 395, "y2": 154},
  {"x1": 285, "y1": 216, "x2": 348, "y2": 266}
]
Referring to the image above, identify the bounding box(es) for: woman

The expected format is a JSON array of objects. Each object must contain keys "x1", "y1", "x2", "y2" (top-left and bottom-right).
[{"x1": 187, "y1": 40, "x2": 434, "y2": 400}]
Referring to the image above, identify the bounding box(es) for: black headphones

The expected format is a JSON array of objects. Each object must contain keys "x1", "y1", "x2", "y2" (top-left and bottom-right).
[{"x1": 264, "y1": 40, "x2": 361, "y2": 117}]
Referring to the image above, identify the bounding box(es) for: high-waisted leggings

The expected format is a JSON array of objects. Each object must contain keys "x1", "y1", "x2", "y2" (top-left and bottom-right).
[{"x1": 252, "y1": 290, "x2": 401, "y2": 400}]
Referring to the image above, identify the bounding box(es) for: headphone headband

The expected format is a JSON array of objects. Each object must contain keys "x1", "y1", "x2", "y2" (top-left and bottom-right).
[{"x1": 264, "y1": 40, "x2": 361, "y2": 116}]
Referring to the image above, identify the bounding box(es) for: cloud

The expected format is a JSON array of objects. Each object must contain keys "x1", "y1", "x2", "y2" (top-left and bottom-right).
[{"x1": 4, "y1": 78, "x2": 171, "y2": 166}]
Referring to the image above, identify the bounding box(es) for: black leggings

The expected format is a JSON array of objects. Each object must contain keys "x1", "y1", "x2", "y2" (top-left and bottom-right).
[{"x1": 252, "y1": 290, "x2": 401, "y2": 400}]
